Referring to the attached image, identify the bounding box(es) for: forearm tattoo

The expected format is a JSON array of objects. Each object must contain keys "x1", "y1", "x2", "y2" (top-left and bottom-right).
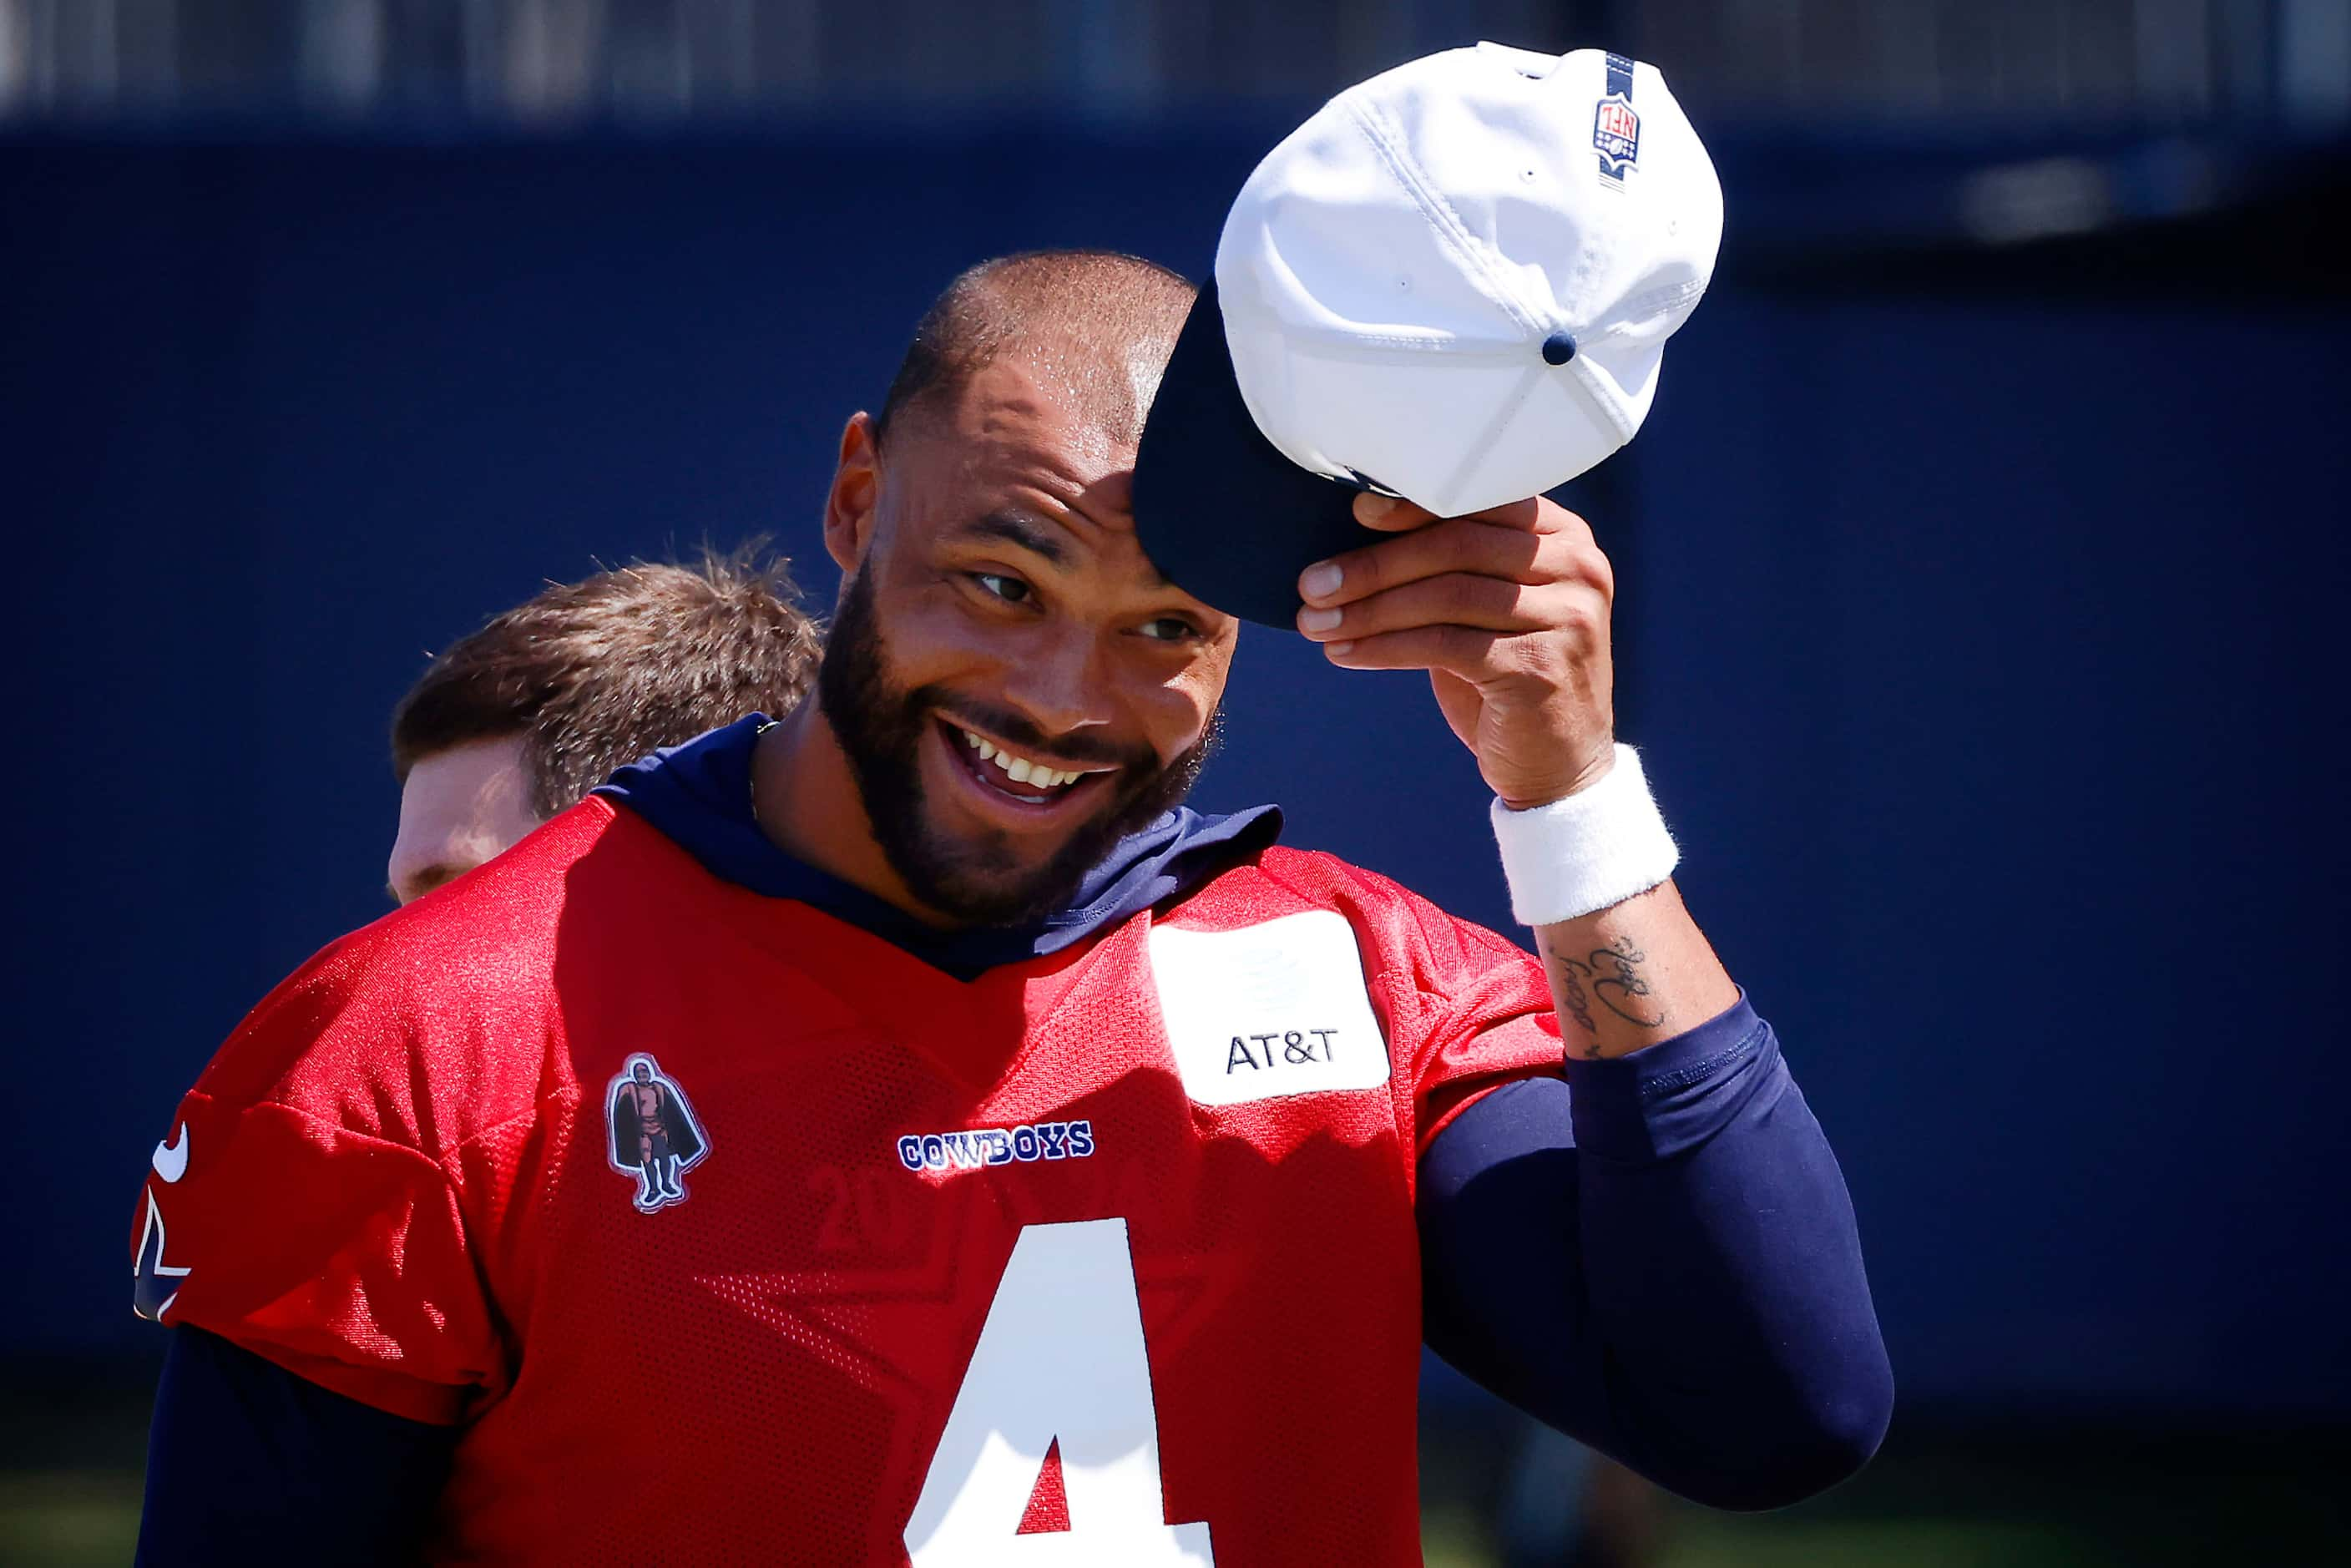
[
  {"x1": 1541, "y1": 933, "x2": 1665, "y2": 1054},
  {"x1": 1547, "y1": 944, "x2": 1601, "y2": 1037}
]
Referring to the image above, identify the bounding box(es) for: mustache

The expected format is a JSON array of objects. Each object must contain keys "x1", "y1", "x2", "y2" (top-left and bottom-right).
[{"x1": 918, "y1": 689, "x2": 1157, "y2": 771}]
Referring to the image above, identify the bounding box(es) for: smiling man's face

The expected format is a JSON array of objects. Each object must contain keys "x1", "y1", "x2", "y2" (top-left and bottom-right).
[{"x1": 817, "y1": 347, "x2": 1237, "y2": 927}]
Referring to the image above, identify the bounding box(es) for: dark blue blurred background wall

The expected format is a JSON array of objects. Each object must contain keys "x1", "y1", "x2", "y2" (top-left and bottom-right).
[{"x1": 6, "y1": 121, "x2": 2346, "y2": 1425}]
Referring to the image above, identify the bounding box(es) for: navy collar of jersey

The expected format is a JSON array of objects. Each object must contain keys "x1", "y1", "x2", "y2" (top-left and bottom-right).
[{"x1": 594, "y1": 714, "x2": 1282, "y2": 979}]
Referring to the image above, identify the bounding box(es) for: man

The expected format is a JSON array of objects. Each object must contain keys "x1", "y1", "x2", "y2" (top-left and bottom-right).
[
  {"x1": 134, "y1": 52, "x2": 1889, "y2": 1565},
  {"x1": 383, "y1": 545, "x2": 823, "y2": 903}
]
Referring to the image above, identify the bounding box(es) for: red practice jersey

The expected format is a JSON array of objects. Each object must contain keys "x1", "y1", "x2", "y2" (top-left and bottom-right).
[{"x1": 134, "y1": 797, "x2": 1560, "y2": 1563}]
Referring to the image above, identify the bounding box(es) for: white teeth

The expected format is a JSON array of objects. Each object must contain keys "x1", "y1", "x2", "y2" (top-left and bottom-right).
[{"x1": 958, "y1": 726, "x2": 1089, "y2": 792}]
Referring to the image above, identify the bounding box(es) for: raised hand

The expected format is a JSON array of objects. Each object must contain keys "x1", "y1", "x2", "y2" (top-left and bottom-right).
[{"x1": 1294, "y1": 490, "x2": 1616, "y2": 811}]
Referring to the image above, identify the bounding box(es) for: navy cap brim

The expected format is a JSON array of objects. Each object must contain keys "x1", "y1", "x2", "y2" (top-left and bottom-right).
[{"x1": 1132, "y1": 281, "x2": 1375, "y2": 629}]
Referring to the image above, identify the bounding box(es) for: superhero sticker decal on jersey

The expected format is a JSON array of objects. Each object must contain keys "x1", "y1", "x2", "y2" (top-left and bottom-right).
[
  {"x1": 1148, "y1": 910, "x2": 1391, "y2": 1106},
  {"x1": 605, "y1": 1053, "x2": 710, "y2": 1211}
]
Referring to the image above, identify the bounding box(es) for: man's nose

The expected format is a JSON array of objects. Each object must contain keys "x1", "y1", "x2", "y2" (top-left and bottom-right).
[{"x1": 999, "y1": 624, "x2": 1115, "y2": 740}]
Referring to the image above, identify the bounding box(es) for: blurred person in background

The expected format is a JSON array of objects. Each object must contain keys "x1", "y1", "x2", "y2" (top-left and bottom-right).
[{"x1": 384, "y1": 544, "x2": 823, "y2": 905}]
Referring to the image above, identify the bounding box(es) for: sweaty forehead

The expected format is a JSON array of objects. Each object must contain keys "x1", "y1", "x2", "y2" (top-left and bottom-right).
[
  {"x1": 1006, "y1": 328, "x2": 1166, "y2": 453},
  {"x1": 941, "y1": 353, "x2": 1145, "y2": 527},
  {"x1": 973, "y1": 339, "x2": 1155, "y2": 480}
]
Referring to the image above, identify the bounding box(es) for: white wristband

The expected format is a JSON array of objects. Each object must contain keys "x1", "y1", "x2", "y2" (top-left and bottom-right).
[{"x1": 1489, "y1": 744, "x2": 1681, "y2": 926}]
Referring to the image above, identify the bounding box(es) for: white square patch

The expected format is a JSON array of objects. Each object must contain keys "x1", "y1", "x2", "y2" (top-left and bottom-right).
[{"x1": 1147, "y1": 911, "x2": 1391, "y2": 1106}]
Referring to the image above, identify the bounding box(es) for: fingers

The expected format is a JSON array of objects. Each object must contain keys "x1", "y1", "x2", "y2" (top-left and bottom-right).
[
  {"x1": 1351, "y1": 491, "x2": 1546, "y2": 534},
  {"x1": 1297, "y1": 573, "x2": 1586, "y2": 643},
  {"x1": 1316, "y1": 621, "x2": 1506, "y2": 679},
  {"x1": 1320, "y1": 623, "x2": 1602, "y2": 706},
  {"x1": 1350, "y1": 492, "x2": 1438, "y2": 532},
  {"x1": 1301, "y1": 508, "x2": 1608, "y2": 614},
  {"x1": 1304, "y1": 494, "x2": 1610, "y2": 686}
]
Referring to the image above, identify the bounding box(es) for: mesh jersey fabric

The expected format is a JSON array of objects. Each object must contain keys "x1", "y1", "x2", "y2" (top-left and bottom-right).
[{"x1": 131, "y1": 797, "x2": 1562, "y2": 1565}]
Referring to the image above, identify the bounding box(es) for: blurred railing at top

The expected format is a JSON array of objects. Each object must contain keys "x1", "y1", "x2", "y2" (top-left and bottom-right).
[{"x1": 0, "y1": 0, "x2": 2344, "y2": 129}]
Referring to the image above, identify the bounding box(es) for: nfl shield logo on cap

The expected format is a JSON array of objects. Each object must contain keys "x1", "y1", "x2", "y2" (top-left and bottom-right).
[
  {"x1": 1134, "y1": 43, "x2": 1724, "y2": 627},
  {"x1": 1592, "y1": 51, "x2": 1641, "y2": 183}
]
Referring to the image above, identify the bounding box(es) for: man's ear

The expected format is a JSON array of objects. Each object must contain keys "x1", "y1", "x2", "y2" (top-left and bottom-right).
[{"x1": 824, "y1": 412, "x2": 883, "y2": 573}]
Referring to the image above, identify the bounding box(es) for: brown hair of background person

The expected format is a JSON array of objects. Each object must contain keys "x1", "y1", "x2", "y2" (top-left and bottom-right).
[{"x1": 386, "y1": 543, "x2": 822, "y2": 904}]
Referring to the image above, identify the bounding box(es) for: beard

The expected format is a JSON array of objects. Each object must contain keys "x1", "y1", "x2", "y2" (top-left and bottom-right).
[{"x1": 816, "y1": 569, "x2": 1221, "y2": 927}]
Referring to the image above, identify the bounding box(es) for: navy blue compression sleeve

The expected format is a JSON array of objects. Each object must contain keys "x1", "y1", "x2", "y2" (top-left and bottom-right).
[
  {"x1": 1418, "y1": 996, "x2": 1893, "y2": 1511},
  {"x1": 137, "y1": 1326, "x2": 457, "y2": 1565}
]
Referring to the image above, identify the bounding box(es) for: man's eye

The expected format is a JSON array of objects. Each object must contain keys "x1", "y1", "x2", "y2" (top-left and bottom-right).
[
  {"x1": 1138, "y1": 616, "x2": 1201, "y2": 643},
  {"x1": 972, "y1": 573, "x2": 1031, "y2": 604}
]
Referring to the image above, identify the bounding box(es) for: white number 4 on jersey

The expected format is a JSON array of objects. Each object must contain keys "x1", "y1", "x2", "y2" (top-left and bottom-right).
[{"x1": 905, "y1": 1219, "x2": 1216, "y2": 1565}]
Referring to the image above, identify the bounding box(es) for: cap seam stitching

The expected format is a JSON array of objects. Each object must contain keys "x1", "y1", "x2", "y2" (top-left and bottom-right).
[
  {"x1": 1578, "y1": 276, "x2": 1708, "y2": 341},
  {"x1": 1432, "y1": 362, "x2": 1553, "y2": 506},
  {"x1": 1229, "y1": 270, "x2": 1698, "y2": 357},
  {"x1": 1565, "y1": 357, "x2": 1637, "y2": 442},
  {"x1": 1218, "y1": 296, "x2": 1537, "y2": 355},
  {"x1": 1344, "y1": 97, "x2": 1547, "y2": 340}
]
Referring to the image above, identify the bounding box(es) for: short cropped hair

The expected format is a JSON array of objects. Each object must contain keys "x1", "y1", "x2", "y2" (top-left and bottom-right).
[
  {"x1": 391, "y1": 543, "x2": 822, "y2": 817},
  {"x1": 873, "y1": 249, "x2": 1196, "y2": 450}
]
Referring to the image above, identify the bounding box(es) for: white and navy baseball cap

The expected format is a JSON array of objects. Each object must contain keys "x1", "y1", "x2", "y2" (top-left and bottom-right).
[{"x1": 1134, "y1": 43, "x2": 1724, "y2": 626}]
